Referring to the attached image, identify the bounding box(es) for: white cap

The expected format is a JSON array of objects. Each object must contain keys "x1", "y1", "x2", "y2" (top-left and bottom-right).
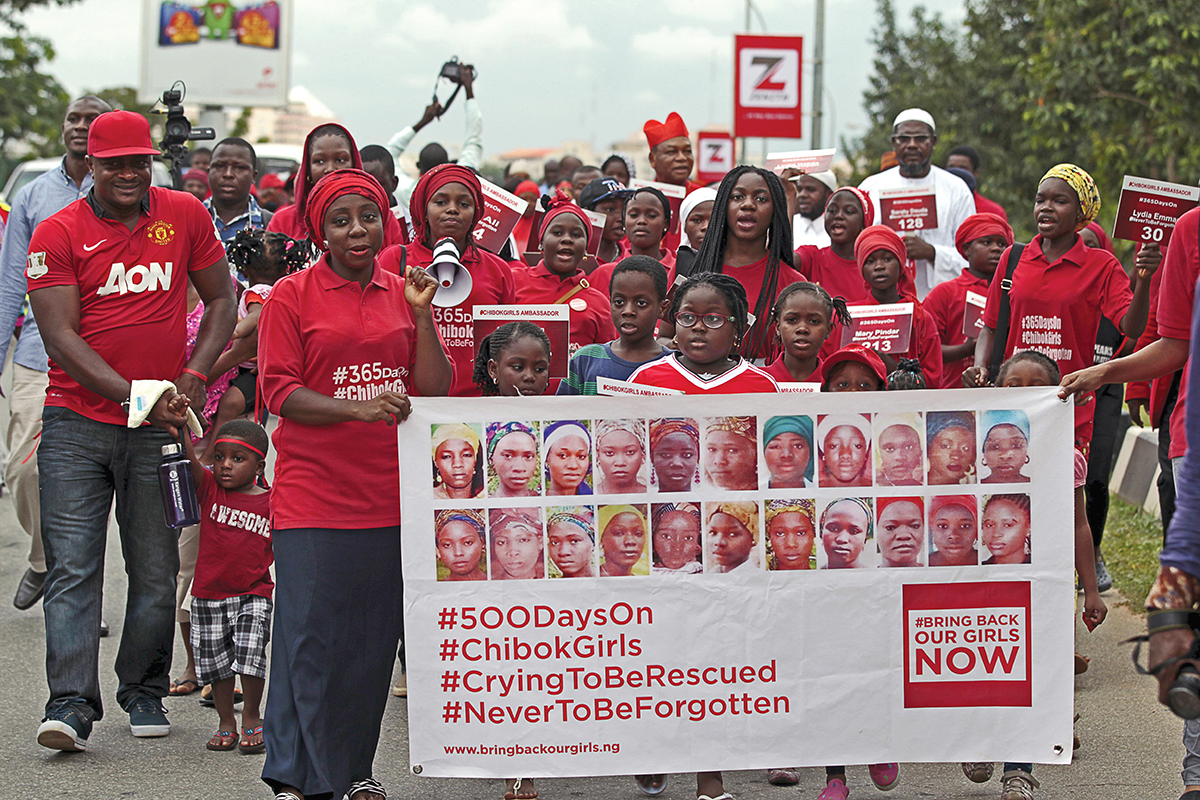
[
  {"x1": 806, "y1": 170, "x2": 838, "y2": 192},
  {"x1": 892, "y1": 108, "x2": 936, "y2": 133}
]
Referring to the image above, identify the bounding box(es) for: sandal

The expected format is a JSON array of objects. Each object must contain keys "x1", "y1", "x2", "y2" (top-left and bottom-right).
[
  {"x1": 169, "y1": 678, "x2": 199, "y2": 695},
  {"x1": 345, "y1": 777, "x2": 386, "y2": 800},
  {"x1": 205, "y1": 730, "x2": 238, "y2": 751},
  {"x1": 199, "y1": 685, "x2": 244, "y2": 707},
  {"x1": 635, "y1": 774, "x2": 667, "y2": 795},
  {"x1": 767, "y1": 768, "x2": 800, "y2": 786},
  {"x1": 238, "y1": 724, "x2": 266, "y2": 754},
  {"x1": 274, "y1": 794, "x2": 303, "y2": 800},
  {"x1": 504, "y1": 778, "x2": 537, "y2": 800}
]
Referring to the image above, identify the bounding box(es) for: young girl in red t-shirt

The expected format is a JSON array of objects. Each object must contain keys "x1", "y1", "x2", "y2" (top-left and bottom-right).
[
  {"x1": 795, "y1": 186, "x2": 873, "y2": 306},
  {"x1": 629, "y1": 273, "x2": 779, "y2": 394},
  {"x1": 471, "y1": 322, "x2": 552, "y2": 398},
  {"x1": 764, "y1": 282, "x2": 850, "y2": 384}
]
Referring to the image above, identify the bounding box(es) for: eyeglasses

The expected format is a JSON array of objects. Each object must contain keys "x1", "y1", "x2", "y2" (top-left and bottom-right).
[
  {"x1": 675, "y1": 312, "x2": 735, "y2": 329},
  {"x1": 891, "y1": 135, "x2": 932, "y2": 145}
]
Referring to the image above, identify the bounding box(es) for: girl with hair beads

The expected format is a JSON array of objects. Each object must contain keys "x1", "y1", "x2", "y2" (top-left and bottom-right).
[
  {"x1": 202, "y1": 229, "x2": 309, "y2": 462},
  {"x1": 795, "y1": 186, "x2": 874, "y2": 306},
  {"x1": 853, "y1": 224, "x2": 943, "y2": 387},
  {"x1": 765, "y1": 281, "x2": 850, "y2": 384},
  {"x1": 379, "y1": 163, "x2": 517, "y2": 396},
  {"x1": 629, "y1": 273, "x2": 779, "y2": 394},
  {"x1": 473, "y1": 321, "x2": 552, "y2": 397},
  {"x1": 663, "y1": 166, "x2": 806, "y2": 362},
  {"x1": 957, "y1": 350, "x2": 1106, "y2": 799}
]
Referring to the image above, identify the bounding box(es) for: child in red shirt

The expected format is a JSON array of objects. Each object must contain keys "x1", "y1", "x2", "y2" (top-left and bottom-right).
[
  {"x1": 795, "y1": 186, "x2": 873, "y2": 306},
  {"x1": 764, "y1": 282, "x2": 850, "y2": 384},
  {"x1": 924, "y1": 212, "x2": 1013, "y2": 388},
  {"x1": 851, "y1": 225, "x2": 943, "y2": 387},
  {"x1": 629, "y1": 272, "x2": 780, "y2": 394},
  {"x1": 512, "y1": 194, "x2": 616, "y2": 356},
  {"x1": 181, "y1": 419, "x2": 273, "y2": 755}
]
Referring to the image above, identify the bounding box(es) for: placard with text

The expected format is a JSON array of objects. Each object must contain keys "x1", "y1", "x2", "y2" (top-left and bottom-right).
[
  {"x1": 474, "y1": 179, "x2": 527, "y2": 255},
  {"x1": 880, "y1": 187, "x2": 938, "y2": 232},
  {"x1": 841, "y1": 302, "x2": 915, "y2": 353},
  {"x1": 401, "y1": 388, "x2": 1075, "y2": 777},
  {"x1": 1111, "y1": 175, "x2": 1199, "y2": 247},
  {"x1": 472, "y1": 305, "x2": 569, "y2": 379}
]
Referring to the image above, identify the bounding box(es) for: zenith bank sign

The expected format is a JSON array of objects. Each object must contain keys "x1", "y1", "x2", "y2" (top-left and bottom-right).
[{"x1": 734, "y1": 34, "x2": 803, "y2": 139}]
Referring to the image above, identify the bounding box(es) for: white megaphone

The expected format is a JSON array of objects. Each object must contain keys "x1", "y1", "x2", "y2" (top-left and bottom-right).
[{"x1": 428, "y1": 237, "x2": 473, "y2": 307}]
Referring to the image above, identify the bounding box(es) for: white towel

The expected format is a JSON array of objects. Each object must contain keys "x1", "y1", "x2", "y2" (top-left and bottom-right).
[{"x1": 127, "y1": 380, "x2": 204, "y2": 437}]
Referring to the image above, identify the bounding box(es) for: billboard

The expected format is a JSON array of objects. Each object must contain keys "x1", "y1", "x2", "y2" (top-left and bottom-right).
[{"x1": 734, "y1": 34, "x2": 804, "y2": 140}]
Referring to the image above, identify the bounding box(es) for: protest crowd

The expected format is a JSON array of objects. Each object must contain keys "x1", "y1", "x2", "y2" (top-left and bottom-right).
[{"x1": 4, "y1": 63, "x2": 1200, "y2": 800}]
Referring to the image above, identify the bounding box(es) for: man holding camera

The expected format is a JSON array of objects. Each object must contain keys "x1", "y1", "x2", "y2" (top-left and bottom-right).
[
  {"x1": 0, "y1": 95, "x2": 111, "y2": 616},
  {"x1": 27, "y1": 109, "x2": 235, "y2": 752},
  {"x1": 387, "y1": 61, "x2": 482, "y2": 208}
]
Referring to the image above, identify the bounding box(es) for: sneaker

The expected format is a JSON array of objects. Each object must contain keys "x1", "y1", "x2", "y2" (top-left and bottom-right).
[
  {"x1": 817, "y1": 779, "x2": 849, "y2": 800},
  {"x1": 127, "y1": 696, "x2": 170, "y2": 737},
  {"x1": 868, "y1": 763, "x2": 900, "y2": 790},
  {"x1": 37, "y1": 706, "x2": 91, "y2": 752},
  {"x1": 962, "y1": 762, "x2": 994, "y2": 782},
  {"x1": 1095, "y1": 554, "x2": 1113, "y2": 592},
  {"x1": 1000, "y1": 769, "x2": 1039, "y2": 800}
]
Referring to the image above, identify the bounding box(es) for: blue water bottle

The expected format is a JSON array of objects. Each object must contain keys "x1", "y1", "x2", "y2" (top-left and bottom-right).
[{"x1": 158, "y1": 434, "x2": 201, "y2": 528}]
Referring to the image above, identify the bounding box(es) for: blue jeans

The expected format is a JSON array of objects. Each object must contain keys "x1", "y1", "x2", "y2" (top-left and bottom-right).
[{"x1": 39, "y1": 407, "x2": 179, "y2": 722}]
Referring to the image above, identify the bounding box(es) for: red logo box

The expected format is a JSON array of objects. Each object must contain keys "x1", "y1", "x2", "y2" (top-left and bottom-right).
[{"x1": 902, "y1": 581, "x2": 1031, "y2": 708}]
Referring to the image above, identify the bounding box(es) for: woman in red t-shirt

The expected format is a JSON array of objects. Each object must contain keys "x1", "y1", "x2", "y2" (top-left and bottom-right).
[
  {"x1": 258, "y1": 170, "x2": 451, "y2": 800},
  {"x1": 267, "y1": 123, "x2": 405, "y2": 248},
  {"x1": 661, "y1": 166, "x2": 805, "y2": 362},
  {"x1": 379, "y1": 163, "x2": 517, "y2": 396}
]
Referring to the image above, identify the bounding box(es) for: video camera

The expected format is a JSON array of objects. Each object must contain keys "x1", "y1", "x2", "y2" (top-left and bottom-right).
[
  {"x1": 432, "y1": 57, "x2": 477, "y2": 117},
  {"x1": 155, "y1": 81, "x2": 216, "y2": 190}
]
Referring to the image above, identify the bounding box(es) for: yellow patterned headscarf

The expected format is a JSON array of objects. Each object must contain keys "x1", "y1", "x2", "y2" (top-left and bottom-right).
[
  {"x1": 1040, "y1": 163, "x2": 1100, "y2": 231},
  {"x1": 707, "y1": 501, "x2": 759, "y2": 542},
  {"x1": 706, "y1": 416, "x2": 755, "y2": 441}
]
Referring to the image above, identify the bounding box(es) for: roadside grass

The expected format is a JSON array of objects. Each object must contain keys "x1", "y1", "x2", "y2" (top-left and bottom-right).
[{"x1": 1100, "y1": 495, "x2": 1164, "y2": 612}]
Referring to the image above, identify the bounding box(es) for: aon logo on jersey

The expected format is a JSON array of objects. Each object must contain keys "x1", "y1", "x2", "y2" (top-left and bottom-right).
[{"x1": 97, "y1": 262, "x2": 173, "y2": 296}]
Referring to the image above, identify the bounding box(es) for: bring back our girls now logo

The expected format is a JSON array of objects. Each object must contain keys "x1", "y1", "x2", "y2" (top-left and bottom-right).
[{"x1": 902, "y1": 581, "x2": 1031, "y2": 708}]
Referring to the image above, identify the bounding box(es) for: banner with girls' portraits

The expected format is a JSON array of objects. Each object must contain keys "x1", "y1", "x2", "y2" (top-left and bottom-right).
[{"x1": 399, "y1": 388, "x2": 1075, "y2": 778}]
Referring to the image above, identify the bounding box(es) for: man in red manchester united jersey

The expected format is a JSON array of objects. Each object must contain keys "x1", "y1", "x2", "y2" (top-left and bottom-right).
[{"x1": 27, "y1": 110, "x2": 236, "y2": 752}]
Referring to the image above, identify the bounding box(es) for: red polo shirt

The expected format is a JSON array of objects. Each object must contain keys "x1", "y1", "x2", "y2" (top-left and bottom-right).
[
  {"x1": 763, "y1": 355, "x2": 823, "y2": 385},
  {"x1": 795, "y1": 245, "x2": 870, "y2": 305},
  {"x1": 923, "y1": 268, "x2": 991, "y2": 388},
  {"x1": 1155, "y1": 208, "x2": 1200, "y2": 458},
  {"x1": 512, "y1": 261, "x2": 617, "y2": 356},
  {"x1": 258, "y1": 257, "x2": 440, "y2": 529},
  {"x1": 982, "y1": 235, "x2": 1133, "y2": 444},
  {"x1": 379, "y1": 241, "x2": 515, "y2": 397},
  {"x1": 26, "y1": 187, "x2": 226, "y2": 425},
  {"x1": 629, "y1": 353, "x2": 780, "y2": 394}
]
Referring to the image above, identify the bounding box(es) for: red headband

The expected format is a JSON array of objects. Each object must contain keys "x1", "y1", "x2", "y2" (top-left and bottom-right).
[
  {"x1": 305, "y1": 168, "x2": 391, "y2": 250},
  {"x1": 829, "y1": 187, "x2": 874, "y2": 228},
  {"x1": 876, "y1": 495, "x2": 924, "y2": 517},
  {"x1": 538, "y1": 190, "x2": 591, "y2": 241},
  {"x1": 410, "y1": 163, "x2": 485, "y2": 245},
  {"x1": 954, "y1": 212, "x2": 1014, "y2": 257},
  {"x1": 929, "y1": 494, "x2": 977, "y2": 523},
  {"x1": 214, "y1": 438, "x2": 267, "y2": 459},
  {"x1": 643, "y1": 112, "x2": 689, "y2": 149}
]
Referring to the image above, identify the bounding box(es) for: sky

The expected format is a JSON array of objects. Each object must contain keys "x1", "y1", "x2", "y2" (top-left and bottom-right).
[{"x1": 24, "y1": 0, "x2": 967, "y2": 162}]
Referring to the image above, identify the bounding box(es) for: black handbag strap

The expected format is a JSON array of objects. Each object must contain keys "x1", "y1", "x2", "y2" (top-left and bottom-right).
[{"x1": 988, "y1": 243, "x2": 1025, "y2": 383}]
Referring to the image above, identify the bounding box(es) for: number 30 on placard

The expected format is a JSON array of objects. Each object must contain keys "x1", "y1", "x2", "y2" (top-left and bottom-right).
[{"x1": 1142, "y1": 225, "x2": 1164, "y2": 243}]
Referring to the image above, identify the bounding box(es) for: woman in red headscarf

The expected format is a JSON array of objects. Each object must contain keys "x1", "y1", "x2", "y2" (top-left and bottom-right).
[
  {"x1": 378, "y1": 163, "x2": 517, "y2": 396},
  {"x1": 267, "y1": 123, "x2": 406, "y2": 247},
  {"x1": 851, "y1": 225, "x2": 943, "y2": 386},
  {"x1": 923, "y1": 212, "x2": 1013, "y2": 388},
  {"x1": 258, "y1": 169, "x2": 451, "y2": 800},
  {"x1": 795, "y1": 186, "x2": 874, "y2": 306},
  {"x1": 512, "y1": 192, "x2": 616, "y2": 360}
]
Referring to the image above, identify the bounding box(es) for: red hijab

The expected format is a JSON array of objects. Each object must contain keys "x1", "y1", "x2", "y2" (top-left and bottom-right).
[
  {"x1": 305, "y1": 169, "x2": 391, "y2": 250},
  {"x1": 295, "y1": 123, "x2": 362, "y2": 230},
  {"x1": 410, "y1": 164, "x2": 485, "y2": 247},
  {"x1": 855, "y1": 224, "x2": 916, "y2": 301}
]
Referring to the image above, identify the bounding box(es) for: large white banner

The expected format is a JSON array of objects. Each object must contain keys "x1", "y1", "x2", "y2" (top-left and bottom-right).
[
  {"x1": 139, "y1": 0, "x2": 292, "y2": 106},
  {"x1": 399, "y1": 387, "x2": 1075, "y2": 778}
]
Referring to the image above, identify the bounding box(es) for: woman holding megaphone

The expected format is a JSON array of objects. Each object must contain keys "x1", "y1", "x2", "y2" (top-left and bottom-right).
[{"x1": 379, "y1": 164, "x2": 517, "y2": 396}]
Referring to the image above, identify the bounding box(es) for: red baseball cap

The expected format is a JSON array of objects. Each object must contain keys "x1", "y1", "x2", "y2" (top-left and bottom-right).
[
  {"x1": 259, "y1": 173, "x2": 285, "y2": 190},
  {"x1": 822, "y1": 344, "x2": 888, "y2": 387},
  {"x1": 88, "y1": 110, "x2": 160, "y2": 159}
]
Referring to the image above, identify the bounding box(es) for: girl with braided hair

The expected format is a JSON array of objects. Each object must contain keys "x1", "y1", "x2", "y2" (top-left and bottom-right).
[
  {"x1": 765, "y1": 281, "x2": 850, "y2": 384},
  {"x1": 665, "y1": 165, "x2": 805, "y2": 362},
  {"x1": 472, "y1": 321, "x2": 552, "y2": 397},
  {"x1": 628, "y1": 273, "x2": 779, "y2": 393}
]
